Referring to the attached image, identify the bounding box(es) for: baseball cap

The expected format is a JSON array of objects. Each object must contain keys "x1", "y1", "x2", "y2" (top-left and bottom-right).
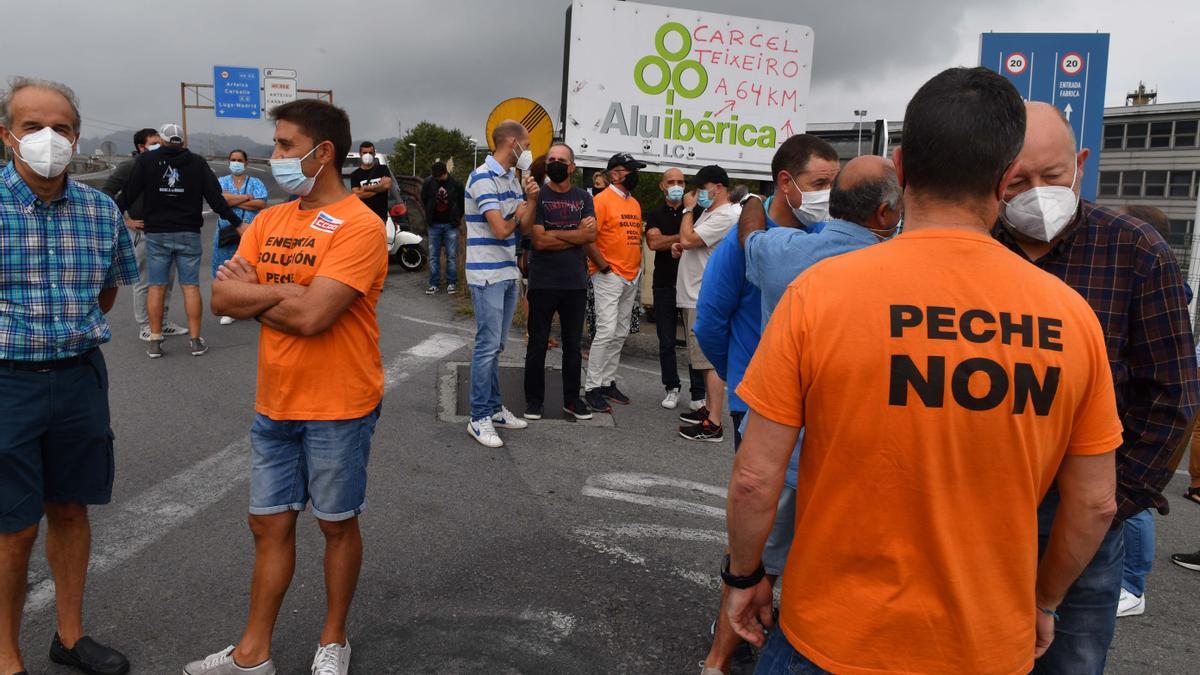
[
  {"x1": 689, "y1": 164, "x2": 730, "y2": 187},
  {"x1": 159, "y1": 123, "x2": 184, "y2": 144},
  {"x1": 606, "y1": 152, "x2": 647, "y2": 171}
]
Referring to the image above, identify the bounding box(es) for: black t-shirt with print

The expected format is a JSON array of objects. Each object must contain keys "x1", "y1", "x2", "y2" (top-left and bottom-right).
[
  {"x1": 530, "y1": 185, "x2": 595, "y2": 290},
  {"x1": 349, "y1": 163, "x2": 392, "y2": 221}
]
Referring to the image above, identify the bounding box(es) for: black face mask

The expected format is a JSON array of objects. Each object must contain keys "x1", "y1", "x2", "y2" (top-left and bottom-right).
[
  {"x1": 546, "y1": 161, "x2": 570, "y2": 184},
  {"x1": 621, "y1": 170, "x2": 640, "y2": 191}
]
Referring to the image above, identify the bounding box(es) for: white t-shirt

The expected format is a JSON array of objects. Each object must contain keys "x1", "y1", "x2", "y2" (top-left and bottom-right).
[{"x1": 676, "y1": 202, "x2": 738, "y2": 308}]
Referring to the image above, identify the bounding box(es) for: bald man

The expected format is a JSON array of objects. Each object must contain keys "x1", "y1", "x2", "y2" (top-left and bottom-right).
[
  {"x1": 645, "y1": 168, "x2": 706, "y2": 409},
  {"x1": 696, "y1": 152, "x2": 901, "y2": 675},
  {"x1": 994, "y1": 102, "x2": 1198, "y2": 673}
]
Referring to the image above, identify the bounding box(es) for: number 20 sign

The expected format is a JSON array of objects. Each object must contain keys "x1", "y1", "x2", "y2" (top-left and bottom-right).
[{"x1": 1005, "y1": 53, "x2": 1028, "y2": 75}]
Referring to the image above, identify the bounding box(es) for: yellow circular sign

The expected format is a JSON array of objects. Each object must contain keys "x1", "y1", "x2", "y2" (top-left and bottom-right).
[{"x1": 485, "y1": 97, "x2": 554, "y2": 158}]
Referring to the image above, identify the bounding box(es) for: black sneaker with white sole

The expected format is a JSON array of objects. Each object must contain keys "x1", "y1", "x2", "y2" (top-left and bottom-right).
[
  {"x1": 189, "y1": 337, "x2": 209, "y2": 356},
  {"x1": 680, "y1": 405, "x2": 709, "y2": 425},
  {"x1": 146, "y1": 339, "x2": 164, "y2": 359},
  {"x1": 563, "y1": 398, "x2": 594, "y2": 420},
  {"x1": 524, "y1": 402, "x2": 544, "y2": 420},
  {"x1": 680, "y1": 419, "x2": 724, "y2": 442},
  {"x1": 1172, "y1": 550, "x2": 1200, "y2": 571}
]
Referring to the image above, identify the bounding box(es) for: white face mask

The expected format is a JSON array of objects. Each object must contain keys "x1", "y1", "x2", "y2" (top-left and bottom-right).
[
  {"x1": 8, "y1": 126, "x2": 75, "y2": 179},
  {"x1": 361, "y1": 152, "x2": 374, "y2": 166},
  {"x1": 514, "y1": 142, "x2": 533, "y2": 172},
  {"x1": 1001, "y1": 162, "x2": 1080, "y2": 242},
  {"x1": 785, "y1": 179, "x2": 830, "y2": 226}
]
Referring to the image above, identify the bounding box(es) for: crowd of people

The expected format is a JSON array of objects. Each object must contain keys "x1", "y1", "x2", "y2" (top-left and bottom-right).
[{"x1": 2, "y1": 63, "x2": 1200, "y2": 675}]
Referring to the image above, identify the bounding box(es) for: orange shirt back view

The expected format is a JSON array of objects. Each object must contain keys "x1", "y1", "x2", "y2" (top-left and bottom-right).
[{"x1": 738, "y1": 228, "x2": 1122, "y2": 675}]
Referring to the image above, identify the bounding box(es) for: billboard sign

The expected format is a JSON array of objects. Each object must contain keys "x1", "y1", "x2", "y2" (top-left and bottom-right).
[
  {"x1": 562, "y1": 0, "x2": 814, "y2": 179},
  {"x1": 979, "y1": 33, "x2": 1110, "y2": 201},
  {"x1": 264, "y1": 77, "x2": 297, "y2": 109}
]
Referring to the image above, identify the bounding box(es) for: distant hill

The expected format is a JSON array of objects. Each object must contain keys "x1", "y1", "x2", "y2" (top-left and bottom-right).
[{"x1": 79, "y1": 130, "x2": 274, "y2": 159}]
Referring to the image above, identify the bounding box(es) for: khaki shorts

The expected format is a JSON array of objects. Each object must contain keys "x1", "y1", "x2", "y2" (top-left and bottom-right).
[{"x1": 682, "y1": 307, "x2": 713, "y2": 370}]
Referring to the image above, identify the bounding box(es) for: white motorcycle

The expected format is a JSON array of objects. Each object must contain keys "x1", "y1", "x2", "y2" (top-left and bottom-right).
[{"x1": 385, "y1": 203, "x2": 426, "y2": 272}]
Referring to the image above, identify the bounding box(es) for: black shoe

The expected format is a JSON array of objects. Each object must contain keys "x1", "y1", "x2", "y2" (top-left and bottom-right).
[
  {"x1": 680, "y1": 419, "x2": 724, "y2": 442},
  {"x1": 585, "y1": 388, "x2": 612, "y2": 413},
  {"x1": 1172, "y1": 550, "x2": 1200, "y2": 571},
  {"x1": 563, "y1": 397, "x2": 595, "y2": 420},
  {"x1": 680, "y1": 405, "x2": 709, "y2": 424},
  {"x1": 49, "y1": 634, "x2": 129, "y2": 675},
  {"x1": 602, "y1": 382, "x2": 631, "y2": 405},
  {"x1": 524, "y1": 402, "x2": 544, "y2": 420}
]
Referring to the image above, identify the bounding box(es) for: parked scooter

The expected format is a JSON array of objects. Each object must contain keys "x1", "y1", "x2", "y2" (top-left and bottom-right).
[{"x1": 386, "y1": 202, "x2": 426, "y2": 271}]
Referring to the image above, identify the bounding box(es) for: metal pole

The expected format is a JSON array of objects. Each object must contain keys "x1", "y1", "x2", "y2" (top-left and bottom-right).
[
  {"x1": 410, "y1": 145, "x2": 416, "y2": 176},
  {"x1": 180, "y1": 83, "x2": 188, "y2": 146}
]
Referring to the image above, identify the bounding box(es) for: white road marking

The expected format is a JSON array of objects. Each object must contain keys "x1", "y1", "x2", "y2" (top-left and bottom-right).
[
  {"x1": 25, "y1": 333, "x2": 467, "y2": 612},
  {"x1": 572, "y1": 523, "x2": 725, "y2": 589},
  {"x1": 581, "y1": 472, "x2": 727, "y2": 520}
]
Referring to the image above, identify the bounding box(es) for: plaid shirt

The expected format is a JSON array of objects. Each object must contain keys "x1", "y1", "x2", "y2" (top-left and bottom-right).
[
  {"x1": 995, "y1": 201, "x2": 1200, "y2": 521},
  {"x1": 0, "y1": 162, "x2": 138, "y2": 361}
]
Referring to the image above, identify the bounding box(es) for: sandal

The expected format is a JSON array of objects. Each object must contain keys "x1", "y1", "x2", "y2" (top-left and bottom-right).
[{"x1": 1185, "y1": 487, "x2": 1200, "y2": 506}]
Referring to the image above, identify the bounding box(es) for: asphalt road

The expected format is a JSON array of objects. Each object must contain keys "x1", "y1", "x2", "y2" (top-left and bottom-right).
[{"x1": 13, "y1": 170, "x2": 1200, "y2": 673}]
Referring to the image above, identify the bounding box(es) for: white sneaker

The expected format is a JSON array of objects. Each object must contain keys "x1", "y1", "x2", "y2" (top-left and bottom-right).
[
  {"x1": 138, "y1": 325, "x2": 152, "y2": 342},
  {"x1": 491, "y1": 406, "x2": 528, "y2": 429},
  {"x1": 468, "y1": 417, "x2": 504, "y2": 447},
  {"x1": 1116, "y1": 588, "x2": 1145, "y2": 617},
  {"x1": 162, "y1": 321, "x2": 190, "y2": 337},
  {"x1": 183, "y1": 645, "x2": 277, "y2": 674},
  {"x1": 661, "y1": 388, "x2": 680, "y2": 409},
  {"x1": 689, "y1": 399, "x2": 704, "y2": 412},
  {"x1": 311, "y1": 640, "x2": 350, "y2": 675},
  {"x1": 219, "y1": 315, "x2": 235, "y2": 325}
]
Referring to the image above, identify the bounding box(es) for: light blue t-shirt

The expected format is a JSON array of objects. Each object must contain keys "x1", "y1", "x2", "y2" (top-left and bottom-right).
[{"x1": 744, "y1": 218, "x2": 881, "y2": 488}]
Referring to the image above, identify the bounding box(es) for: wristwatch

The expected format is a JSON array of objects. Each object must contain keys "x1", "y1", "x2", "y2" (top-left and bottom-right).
[{"x1": 721, "y1": 554, "x2": 766, "y2": 589}]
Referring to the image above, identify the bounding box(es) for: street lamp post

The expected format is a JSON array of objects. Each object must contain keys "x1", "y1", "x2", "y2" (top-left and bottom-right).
[
  {"x1": 853, "y1": 110, "x2": 868, "y2": 156},
  {"x1": 408, "y1": 142, "x2": 417, "y2": 176},
  {"x1": 468, "y1": 137, "x2": 478, "y2": 167}
]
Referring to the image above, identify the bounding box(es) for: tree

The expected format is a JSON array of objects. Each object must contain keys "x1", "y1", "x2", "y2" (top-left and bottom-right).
[{"x1": 390, "y1": 121, "x2": 475, "y2": 182}]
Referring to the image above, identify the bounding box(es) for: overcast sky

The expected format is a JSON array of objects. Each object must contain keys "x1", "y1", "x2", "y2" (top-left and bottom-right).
[{"x1": 2, "y1": 0, "x2": 1194, "y2": 148}]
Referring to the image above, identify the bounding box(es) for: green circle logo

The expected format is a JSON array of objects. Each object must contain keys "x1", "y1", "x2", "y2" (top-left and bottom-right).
[{"x1": 634, "y1": 22, "x2": 707, "y2": 101}]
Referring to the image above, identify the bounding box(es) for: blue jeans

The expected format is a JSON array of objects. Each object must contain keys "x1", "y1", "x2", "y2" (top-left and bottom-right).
[
  {"x1": 428, "y1": 222, "x2": 458, "y2": 287},
  {"x1": 248, "y1": 405, "x2": 380, "y2": 521},
  {"x1": 1121, "y1": 509, "x2": 1154, "y2": 596},
  {"x1": 754, "y1": 628, "x2": 830, "y2": 674},
  {"x1": 1032, "y1": 490, "x2": 1124, "y2": 674},
  {"x1": 145, "y1": 231, "x2": 202, "y2": 285},
  {"x1": 469, "y1": 279, "x2": 518, "y2": 420}
]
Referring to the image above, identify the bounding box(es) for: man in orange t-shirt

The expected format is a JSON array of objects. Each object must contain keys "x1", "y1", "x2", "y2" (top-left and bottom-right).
[
  {"x1": 583, "y1": 152, "x2": 646, "y2": 412},
  {"x1": 724, "y1": 68, "x2": 1123, "y2": 675},
  {"x1": 192, "y1": 100, "x2": 386, "y2": 675}
]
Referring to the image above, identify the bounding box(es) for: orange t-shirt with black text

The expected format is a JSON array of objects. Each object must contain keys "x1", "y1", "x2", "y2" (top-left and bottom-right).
[
  {"x1": 588, "y1": 185, "x2": 642, "y2": 281},
  {"x1": 737, "y1": 228, "x2": 1122, "y2": 675},
  {"x1": 236, "y1": 195, "x2": 388, "y2": 421}
]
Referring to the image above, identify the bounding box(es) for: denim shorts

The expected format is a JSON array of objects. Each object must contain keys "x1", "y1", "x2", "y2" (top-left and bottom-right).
[
  {"x1": 145, "y1": 231, "x2": 201, "y2": 286},
  {"x1": 248, "y1": 405, "x2": 380, "y2": 521},
  {"x1": 0, "y1": 350, "x2": 115, "y2": 533}
]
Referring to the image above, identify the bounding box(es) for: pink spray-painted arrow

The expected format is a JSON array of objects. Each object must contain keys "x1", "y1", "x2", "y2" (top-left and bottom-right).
[{"x1": 713, "y1": 99, "x2": 736, "y2": 117}]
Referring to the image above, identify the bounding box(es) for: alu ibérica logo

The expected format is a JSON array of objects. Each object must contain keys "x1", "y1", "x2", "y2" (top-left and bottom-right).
[{"x1": 599, "y1": 21, "x2": 779, "y2": 152}]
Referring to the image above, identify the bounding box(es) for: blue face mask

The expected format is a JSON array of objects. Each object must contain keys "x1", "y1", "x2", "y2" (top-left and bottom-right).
[
  {"x1": 666, "y1": 185, "x2": 684, "y2": 202},
  {"x1": 145, "y1": 143, "x2": 160, "y2": 152},
  {"x1": 269, "y1": 144, "x2": 322, "y2": 196},
  {"x1": 697, "y1": 189, "x2": 713, "y2": 209},
  {"x1": 228, "y1": 161, "x2": 245, "y2": 176}
]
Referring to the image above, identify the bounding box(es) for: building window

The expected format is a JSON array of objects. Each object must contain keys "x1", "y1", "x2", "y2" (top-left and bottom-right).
[
  {"x1": 1149, "y1": 122, "x2": 1173, "y2": 148},
  {"x1": 1176, "y1": 120, "x2": 1198, "y2": 148},
  {"x1": 1170, "y1": 170, "x2": 1194, "y2": 199},
  {"x1": 1103, "y1": 124, "x2": 1124, "y2": 150},
  {"x1": 1144, "y1": 171, "x2": 1168, "y2": 197},
  {"x1": 1124, "y1": 123, "x2": 1148, "y2": 149},
  {"x1": 1166, "y1": 219, "x2": 1194, "y2": 249},
  {"x1": 1122, "y1": 170, "x2": 1144, "y2": 197},
  {"x1": 1099, "y1": 171, "x2": 1121, "y2": 197}
]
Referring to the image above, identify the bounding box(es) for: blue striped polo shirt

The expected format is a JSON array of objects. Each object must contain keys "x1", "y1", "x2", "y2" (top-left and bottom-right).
[{"x1": 464, "y1": 155, "x2": 524, "y2": 285}]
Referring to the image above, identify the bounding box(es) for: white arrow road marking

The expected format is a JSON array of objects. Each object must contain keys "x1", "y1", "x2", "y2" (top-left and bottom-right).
[
  {"x1": 25, "y1": 333, "x2": 467, "y2": 612},
  {"x1": 1064, "y1": 103, "x2": 1074, "y2": 121},
  {"x1": 581, "y1": 472, "x2": 727, "y2": 519}
]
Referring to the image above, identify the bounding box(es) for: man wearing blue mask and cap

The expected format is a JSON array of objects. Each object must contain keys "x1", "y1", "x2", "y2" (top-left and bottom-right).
[{"x1": 993, "y1": 101, "x2": 1199, "y2": 674}]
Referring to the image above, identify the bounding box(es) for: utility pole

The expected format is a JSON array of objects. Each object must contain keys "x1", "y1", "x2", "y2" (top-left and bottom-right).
[{"x1": 854, "y1": 109, "x2": 868, "y2": 157}]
